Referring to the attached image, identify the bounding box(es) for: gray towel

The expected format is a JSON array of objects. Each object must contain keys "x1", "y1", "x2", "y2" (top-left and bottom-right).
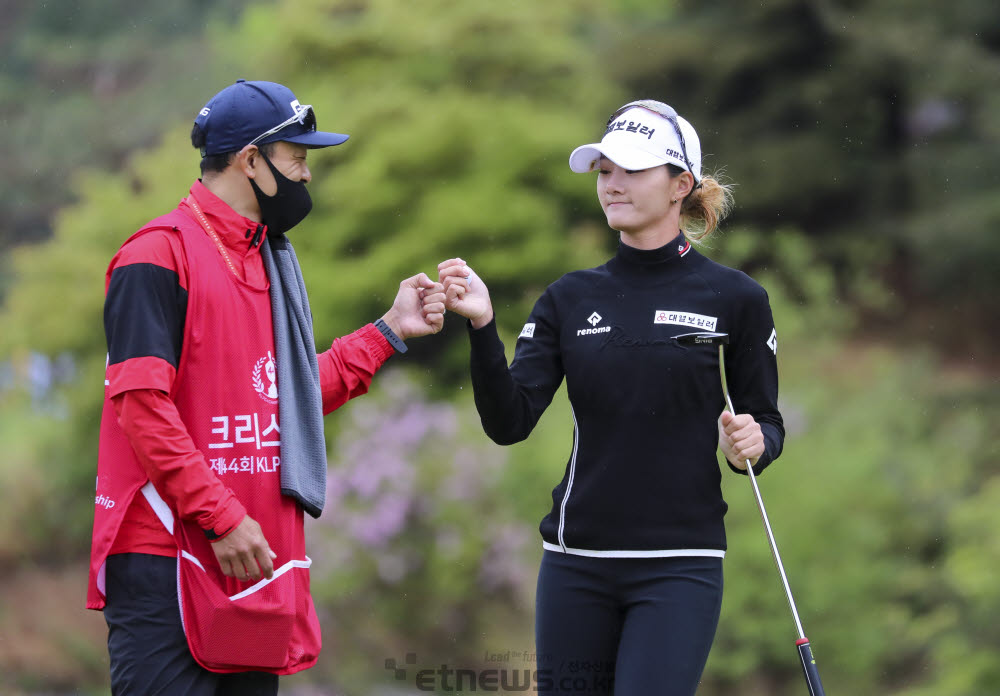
[{"x1": 260, "y1": 235, "x2": 326, "y2": 518}]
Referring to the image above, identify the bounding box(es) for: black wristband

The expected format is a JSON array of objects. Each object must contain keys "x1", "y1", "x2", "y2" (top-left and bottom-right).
[
  {"x1": 203, "y1": 525, "x2": 232, "y2": 542},
  {"x1": 375, "y1": 318, "x2": 408, "y2": 354}
]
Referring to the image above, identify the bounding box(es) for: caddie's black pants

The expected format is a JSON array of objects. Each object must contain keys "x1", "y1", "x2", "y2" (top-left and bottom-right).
[
  {"x1": 104, "y1": 553, "x2": 279, "y2": 696},
  {"x1": 535, "y1": 550, "x2": 723, "y2": 696}
]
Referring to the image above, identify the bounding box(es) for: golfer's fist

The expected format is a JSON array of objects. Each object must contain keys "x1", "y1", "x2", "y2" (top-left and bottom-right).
[
  {"x1": 210, "y1": 515, "x2": 276, "y2": 582},
  {"x1": 718, "y1": 411, "x2": 765, "y2": 470},
  {"x1": 382, "y1": 273, "x2": 446, "y2": 340},
  {"x1": 437, "y1": 258, "x2": 493, "y2": 329}
]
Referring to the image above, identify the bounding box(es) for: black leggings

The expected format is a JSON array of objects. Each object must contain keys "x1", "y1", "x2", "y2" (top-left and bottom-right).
[{"x1": 535, "y1": 551, "x2": 723, "y2": 696}]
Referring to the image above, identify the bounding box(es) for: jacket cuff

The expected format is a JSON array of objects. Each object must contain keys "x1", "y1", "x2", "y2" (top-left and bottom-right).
[
  {"x1": 357, "y1": 323, "x2": 395, "y2": 364},
  {"x1": 467, "y1": 316, "x2": 502, "y2": 347},
  {"x1": 725, "y1": 450, "x2": 771, "y2": 477},
  {"x1": 202, "y1": 492, "x2": 246, "y2": 543}
]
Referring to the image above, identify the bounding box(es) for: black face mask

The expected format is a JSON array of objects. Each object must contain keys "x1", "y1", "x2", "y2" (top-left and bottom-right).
[{"x1": 248, "y1": 152, "x2": 313, "y2": 237}]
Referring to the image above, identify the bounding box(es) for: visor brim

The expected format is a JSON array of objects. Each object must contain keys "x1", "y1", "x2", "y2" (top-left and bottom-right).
[
  {"x1": 283, "y1": 131, "x2": 350, "y2": 148},
  {"x1": 568, "y1": 143, "x2": 670, "y2": 174}
]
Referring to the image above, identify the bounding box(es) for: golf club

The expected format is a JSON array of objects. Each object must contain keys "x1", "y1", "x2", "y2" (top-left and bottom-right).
[{"x1": 674, "y1": 331, "x2": 826, "y2": 696}]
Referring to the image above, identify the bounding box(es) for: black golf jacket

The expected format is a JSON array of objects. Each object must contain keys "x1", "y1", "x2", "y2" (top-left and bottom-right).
[{"x1": 468, "y1": 233, "x2": 784, "y2": 556}]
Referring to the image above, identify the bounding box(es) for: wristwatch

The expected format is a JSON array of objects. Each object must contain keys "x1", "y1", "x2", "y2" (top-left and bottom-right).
[{"x1": 374, "y1": 318, "x2": 408, "y2": 354}]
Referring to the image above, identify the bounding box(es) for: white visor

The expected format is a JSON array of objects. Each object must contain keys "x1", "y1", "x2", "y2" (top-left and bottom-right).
[{"x1": 569, "y1": 106, "x2": 702, "y2": 182}]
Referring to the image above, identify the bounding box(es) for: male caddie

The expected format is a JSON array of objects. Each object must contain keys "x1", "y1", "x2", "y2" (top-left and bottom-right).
[{"x1": 87, "y1": 80, "x2": 446, "y2": 694}]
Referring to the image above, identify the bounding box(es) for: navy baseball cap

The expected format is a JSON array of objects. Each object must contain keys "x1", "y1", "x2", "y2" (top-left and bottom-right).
[{"x1": 194, "y1": 79, "x2": 349, "y2": 156}]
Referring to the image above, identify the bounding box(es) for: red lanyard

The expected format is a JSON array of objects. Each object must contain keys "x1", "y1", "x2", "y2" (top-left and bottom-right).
[{"x1": 186, "y1": 195, "x2": 240, "y2": 279}]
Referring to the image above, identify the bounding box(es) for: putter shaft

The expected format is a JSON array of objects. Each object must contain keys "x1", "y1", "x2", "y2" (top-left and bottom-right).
[{"x1": 717, "y1": 345, "x2": 806, "y2": 641}]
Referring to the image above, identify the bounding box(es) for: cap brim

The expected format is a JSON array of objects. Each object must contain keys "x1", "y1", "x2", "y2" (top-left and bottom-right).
[
  {"x1": 569, "y1": 143, "x2": 668, "y2": 173},
  {"x1": 284, "y1": 131, "x2": 350, "y2": 148}
]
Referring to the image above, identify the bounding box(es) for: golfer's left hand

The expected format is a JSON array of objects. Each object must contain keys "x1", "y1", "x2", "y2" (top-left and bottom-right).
[
  {"x1": 718, "y1": 411, "x2": 765, "y2": 470},
  {"x1": 382, "y1": 273, "x2": 446, "y2": 340}
]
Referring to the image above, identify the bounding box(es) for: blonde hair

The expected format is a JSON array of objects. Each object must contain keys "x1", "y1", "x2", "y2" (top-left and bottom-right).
[{"x1": 677, "y1": 170, "x2": 734, "y2": 243}]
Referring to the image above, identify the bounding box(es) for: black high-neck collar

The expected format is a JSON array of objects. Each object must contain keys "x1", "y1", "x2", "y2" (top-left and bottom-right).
[{"x1": 612, "y1": 232, "x2": 690, "y2": 268}]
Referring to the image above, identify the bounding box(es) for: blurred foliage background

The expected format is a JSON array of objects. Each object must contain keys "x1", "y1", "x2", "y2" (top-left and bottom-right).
[{"x1": 0, "y1": 0, "x2": 997, "y2": 694}]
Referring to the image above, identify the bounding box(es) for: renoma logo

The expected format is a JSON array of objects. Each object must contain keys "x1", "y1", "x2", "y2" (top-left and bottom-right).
[
  {"x1": 384, "y1": 651, "x2": 614, "y2": 692},
  {"x1": 578, "y1": 311, "x2": 611, "y2": 336}
]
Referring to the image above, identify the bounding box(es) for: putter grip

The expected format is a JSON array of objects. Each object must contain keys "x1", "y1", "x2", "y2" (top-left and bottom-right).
[{"x1": 796, "y1": 639, "x2": 825, "y2": 695}]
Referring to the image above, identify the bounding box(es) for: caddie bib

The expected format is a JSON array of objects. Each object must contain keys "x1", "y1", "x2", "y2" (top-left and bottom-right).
[{"x1": 88, "y1": 203, "x2": 321, "y2": 675}]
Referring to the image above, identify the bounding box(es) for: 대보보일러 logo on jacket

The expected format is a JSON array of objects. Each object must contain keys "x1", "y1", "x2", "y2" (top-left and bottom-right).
[
  {"x1": 653, "y1": 310, "x2": 718, "y2": 332},
  {"x1": 578, "y1": 311, "x2": 611, "y2": 336}
]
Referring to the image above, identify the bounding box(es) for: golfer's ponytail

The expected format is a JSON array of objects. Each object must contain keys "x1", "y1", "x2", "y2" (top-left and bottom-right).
[{"x1": 675, "y1": 168, "x2": 733, "y2": 243}]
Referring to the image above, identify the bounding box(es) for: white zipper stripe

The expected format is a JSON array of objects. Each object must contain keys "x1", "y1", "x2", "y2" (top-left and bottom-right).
[
  {"x1": 177, "y1": 553, "x2": 186, "y2": 635},
  {"x1": 557, "y1": 405, "x2": 580, "y2": 552},
  {"x1": 542, "y1": 541, "x2": 725, "y2": 559}
]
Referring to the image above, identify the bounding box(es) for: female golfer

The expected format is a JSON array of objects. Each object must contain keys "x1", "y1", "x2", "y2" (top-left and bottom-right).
[{"x1": 438, "y1": 100, "x2": 784, "y2": 695}]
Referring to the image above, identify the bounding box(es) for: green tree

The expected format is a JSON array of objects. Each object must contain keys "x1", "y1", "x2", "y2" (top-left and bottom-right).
[
  {"x1": 0, "y1": 0, "x2": 248, "y2": 253},
  {"x1": 222, "y1": 0, "x2": 623, "y2": 353},
  {"x1": 0, "y1": 0, "x2": 618, "y2": 649},
  {"x1": 3, "y1": 1, "x2": 998, "y2": 693},
  {"x1": 605, "y1": 0, "x2": 1000, "y2": 354}
]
